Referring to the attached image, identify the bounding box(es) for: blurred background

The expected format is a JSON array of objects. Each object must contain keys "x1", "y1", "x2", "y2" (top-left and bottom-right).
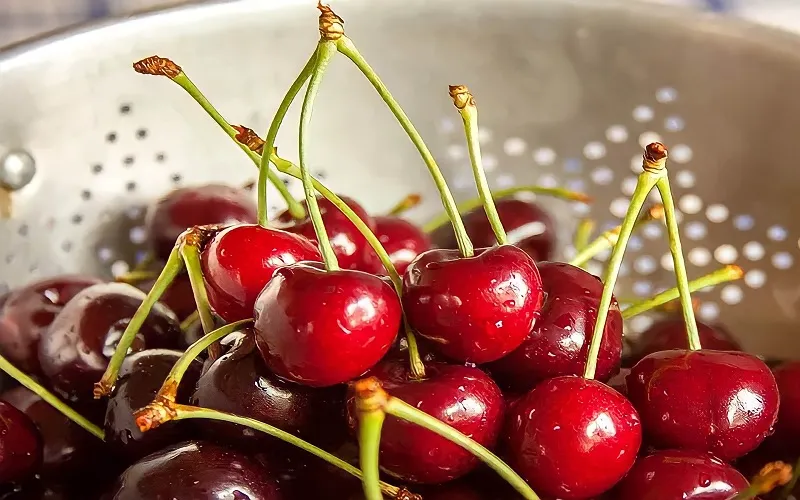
[{"x1": 2, "y1": 0, "x2": 800, "y2": 49}]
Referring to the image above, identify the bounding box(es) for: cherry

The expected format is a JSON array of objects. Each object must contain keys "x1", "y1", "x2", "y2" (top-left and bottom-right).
[
  {"x1": 254, "y1": 262, "x2": 401, "y2": 387},
  {"x1": 612, "y1": 450, "x2": 749, "y2": 499},
  {"x1": 505, "y1": 376, "x2": 641, "y2": 499},
  {"x1": 0, "y1": 275, "x2": 101, "y2": 375},
  {"x1": 763, "y1": 361, "x2": 800, "y2": 453},
  {"x1": 104, "y1": 440, "x2": 284, "y2": 499},
  {"x1": 402, "y1": 245, "x2": 544, "y2": 363},
  {"x1": 192, "y1": 330, "x2": 346, "y2": 450},
  {"x1": 200, "y1": 223, "x2": 321, "y2": 322},
  {"x1": 346, "y1": 358, "x2": 505, "y2": 484},
  {"x1": 629, "y1": 317, "x2": 742, "y2": 364},
  {"x1": 607, "y1": 367, "x2": 631, "y2": 397},
  {"x1": 362, "y1": 216, "x2": 431, "y2": 276},
  {"x1": 145, "y1": 184, "x2": 257, "y2": 260},
  {"x1": 38, "y1": 282, "x2": 184, "y2": 403},
  {"x1": 0, "y1": 401, "x2": 42, "y2": 484},
  {"x1": 627, "y1": 349, "x2": 779, "y2": 461},
  {"x1": 136, "y1": 273, "x2": 196, "y2": 321},
  {"x1": 430, "y1": 198, "x2": 556, "y2": 262},
  {"x1": 104, "y1": 349, "x2": 202, "y2": 462},
  {"x1": 275, "y1": 195, "x2": 375, "y2": 271},
  {"x1": 487, "y1": 262, "x2": 623, "y2": 391}
]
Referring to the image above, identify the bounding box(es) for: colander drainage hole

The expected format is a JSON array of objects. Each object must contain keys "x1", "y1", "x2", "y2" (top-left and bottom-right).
[
  {"x1": 71, "y1": 214, "x2": 83, "y2": 225},
  {"x1": 81, "y1": 190, "x2": 91, "y2": 200},
  {"x1": 156, "y1": 153, "x2": 166, "y2": 163},
  {"x1": 92, "y1": 164, "x2": 103, "y2": 174},
  {"x1": 106, "y1": 132, "x2": 117, "y2": 144},
  {"x1": 119, "y1": 104, "x2": 131, "y2": 115},
  {"x1": 171, "y1": 174, "x2": 182, "y2": 184},
  {"x1": 126, "y1": 182, "x2": 136, "y2": 192},
  {"x1": 123, "y1": 156, "x2": 135, "y2": 167},
  {"x1": 136, "y1": 129, "x2": 147, "y2": 140}
]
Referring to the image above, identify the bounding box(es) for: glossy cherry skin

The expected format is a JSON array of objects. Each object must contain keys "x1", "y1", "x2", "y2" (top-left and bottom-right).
[
  {"x1": 201, "y1": 224, "x2": 321, "y2": 322},
  {"x1": 606, "y1": 368, "x2": 631, "y2": 397},
  {"x1": 488, "y1": 262, "x2": 622, "y2": 391},
  {"x1": 431, "y1": 199, "x2": 556, "y2": 262},
  {"x1": 192, "y1": 331, "x2": 346, "y2": 450},
  {"x1": 362, "y1": 216, "x2": 431, "y2": 276},
  {"x1": 627, "y1": 349, "x2": 779, "y2": 462},
  {"x1": 0, "y1": 275, "x2": 101, "y2": 375},
  {"x1": 275, "y1": 195, "x2": 375, "y2": 271},
  {"x1": 0, "y1": 401, "x2": 42, "y2": 483},
  {"x1": 38, "y1": 282, "x2": 184, "y2": 403},
  {"x1": 763, "y1": 361, "x2": 800, "y2": 453},
  {"x1": 104, "y1": 440, "x2": 284, "y2": 499},
  {"x1": 136, "y1": 273, "x2": 196, "y2": 321},
  {"x1": 254, "y1": 262, "x2": 401, "y2": 387},
  {"x1": 402, "y1": 245, "x2": 545, "y2": 364},
  {"x1": 104, "y1": 349, "x2": 202, "y2": 462},
  {"x1": 612, "y1": 450, "x2": 748, "y2": 499},
  {"x1": 145, "y1": 184, "x2": 257, "y2": 260},
  {"x1": 629, "y1": 318, "x2": 742, "y2": 364},
  {"x1": 505, "y1": 376, "x2": 641, "y2": 499},
  {"x1": 347, "y1": 359, "x2": 505, "y2": 484}
]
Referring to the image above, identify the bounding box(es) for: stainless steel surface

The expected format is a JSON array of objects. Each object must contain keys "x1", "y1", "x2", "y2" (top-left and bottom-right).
[{"x1": 0, "y1": 0, "x2": 798, "y2": 357}]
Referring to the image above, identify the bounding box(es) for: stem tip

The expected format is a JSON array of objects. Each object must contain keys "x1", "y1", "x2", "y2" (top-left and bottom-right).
[
  {"x1": 92, "y1": 380, "x2": 113, "y2": 399},
  {"x1": 133, "y1": 56, "x2": 182, "y2": 79},
  {"x1": 133, "y1": 399, "x2": 176, "y2": 433},
  {"x1": 233, "y1": 125, "x2": 265, "y2": 155},
  {"x1": 318, "y1": 3, "x2": 345, "y2": 41},
  {"x1": 395, "y1": 488, "x2": 423, "y2": 500},
  {"x1": 728, "y1": 264, "x2": 745, "y2": 279},
  {"x1": 753, "y1": 461, "x2": 793, "y2": 494},
  {"x1": 645, "y1": 142, "x2": 668, "y2": 163},
  {"x1": 449, "y1": 85, "x2": 475, "y2": 109},
  {"x1": 354, "y1": 377, "x2": 389, "y2": 413}
]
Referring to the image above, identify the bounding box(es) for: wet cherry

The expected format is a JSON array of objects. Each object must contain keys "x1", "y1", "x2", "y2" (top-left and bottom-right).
[
  {"x1": 0, "y1": 275, "x2": 101, "y2": 375},
  {"x1": 505, "y1": 376, "x2": 641, "y2": 499},
  {"x1": 628, "y1": 318, "x2": 742, "y2": 365},
  {"x1": 764, "y1": 360, "x2": 800, "y2": 453},
  {"x1": 488, "y1": 262, "x2": 623, "y2": 391},
  {"x1": 362, "y1": 216, "x2": 431, "y2": 276},
  {"x1": 254, "y1": 262, "x2": 401, "y2": 387},
  {"x1": 612, "y1": 450, "x2": 749, "y2": 499},
  {"x1": 145, "y1": 184, "x2": 257, "y2": 260},
  {"x1": 402, "y1": 245, "x2": 545, "y2": 364},
  {"x1": 200, "y1": 223, "x2": 321, "y2": 322},
  {"x1": 0, "y1": 401, "x2": 42, "y2": 484},
  {"x1": 627, "y1": 349, "x2": 779, "y2": 461}
]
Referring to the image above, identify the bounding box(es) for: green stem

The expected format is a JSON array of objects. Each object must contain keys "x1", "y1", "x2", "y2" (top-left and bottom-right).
[
  {"x1": 423, "y1": 185, "x2": 591, "y2": 234},
  {"x1": 386, "y1": 194, "x2": 421, "y2": 217},
  {"x1": 403, "y1": 325, "x2": 426, "y2": 379},
  {"x1": 337, "y1": 36, "x2": 474, "y2": 258},
  {"x1": 452, "y1": 86, "x2": 506, "y2": 245},
  {"x1": 299, "y1": 41, "x2": 339, "y2": 271},
  {"x1": 258, "y1": 52, "x2": 317, "y2": 225},
  {"x1": 114, "y1": 269, "x2": 159, "y2": 285},
  {"x1": 656, "y1": 176, "x2": 701, "y2": 351},
  {"x1": 622, "y1": 265, "x2": 743, "y2": 319},
  {"x1": 573, "y1": 219, "x2": 595, "y2": 253},
  {"x1": 94, "y1": 243, "x2": 184, "y2": 398},
  {"x1": 357, "y1": 406, "x2": 386, "y2": 500},
  {"x1": 179, "y1": 310, "x2": 200, "y2": 331},
  {"x1": 584, "y1": 147, "x2": 665, "y2": 379},
  {"x1": 0, "y1": 353, "x2": 104, "y2": 440},
  {"x1": 178, "y1": 243, "x2": 215, "y2": 336}
]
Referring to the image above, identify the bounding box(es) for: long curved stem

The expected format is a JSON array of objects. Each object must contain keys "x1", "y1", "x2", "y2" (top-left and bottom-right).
[
  {"x1": 179, "y1": 244, "x2": 215, "y2": 337},
  {"x1": 356, "y1": 399, "x2": 386, "y2": 500}
]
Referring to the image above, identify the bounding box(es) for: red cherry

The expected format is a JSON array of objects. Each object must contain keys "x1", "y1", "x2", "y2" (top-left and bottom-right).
[
  {"x1": 402, "y1": 246, "x2": 545, "y2": 363},
  {"x1": 765, "y1": 361, "x2": 800, "y2": 453},
  {"x1": 145, "y1": 184, "x2": 257, "y2": 260},
  {"x1": 488, "y1": 262, "x2": 622, "y2": 391},
  {"x1": 629, "y1": 318, "x2": 741, "y2": 364},
  {"x1": 275, "y1": 195, "x2": 375, "y2": 271},
  {"x1": 200, "y1": 224, "x2": 321, "y2": 322},
  {"x1": 612, "y1": 450, "x2": 749, "y2": 499},
  {"x1": 505, "y1": 376, "x2": 641, "y2": 499},
  {"x1": 362, "y1": 216, "x2": 431, "y2": 276},
  {"x1": 627, "y1": 349, "x2": 779, "y2": 461},
  {"x1": 0, "y1": 401, "x2": 42, "y2": 484},
  {"x1": 254, "y1": 263, "x2": 401, "y2": 387},
  {"x1": 0, "y1": 276, "x2": 101, "y2": 375},
  {"x1": 346, "y1": 359, "x2": 505, "y2": 484}
]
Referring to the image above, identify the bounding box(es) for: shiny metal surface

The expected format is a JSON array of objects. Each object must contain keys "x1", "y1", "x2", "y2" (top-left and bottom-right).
[{"x1": 0, "y1": 0, "x2": 798, "y2": 357}]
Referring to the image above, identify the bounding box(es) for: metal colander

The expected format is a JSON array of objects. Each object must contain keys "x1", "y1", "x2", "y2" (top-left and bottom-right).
[{"x1": 0, "y1": 0, "x2": 798, "y2": 359}]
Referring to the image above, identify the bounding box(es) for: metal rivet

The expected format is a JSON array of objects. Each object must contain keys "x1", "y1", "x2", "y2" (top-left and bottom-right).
[{"x1": 0, "y1": 150, "x2": 36, "y2": 190}]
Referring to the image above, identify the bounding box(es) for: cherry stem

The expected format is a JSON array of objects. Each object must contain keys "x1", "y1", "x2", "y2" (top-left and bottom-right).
[
  {"x1": 584, "y1": 144, "x2": 666, "y2": 380},
  {"x1": 386, "y1": 194, "x2": 421, "y2": 217},
  {"x1": 355, "y1": 390, "x2": 386, "y2": 500},
  {"x1": 779, "y1": 456, "x2": 800, "y2": 499},
  {"x1": 131, "y1": 251, "x2": 156, "y2": 273},
  {"x1": 451, "y1": 85, "x2": 507, "y2": 245},
  {"x1": 0, "y1": 188, "x2": 11, "y2": 218},
  {"x1": 178, "y1": 243, "x2": 216, "y2": 336},
  {"x1": 569, "y1": 204, "x2": 664, "y2": 268},
  {"x1": 179, "y1": 310, "x2": 200, "y2": 331},
  {"x1": 94, "y1": 240, "x2": 184, "y2": 398},
  {"x1": 622, "y1": 265, "x2": 743, "y2": 319},
  {"x1": 573, "y1": 219, "x2": 595, "y2": 253},
  {"x1": 258, "y1": 52, "x2": 317, "y2": 226},
  {"x1": 656, "y1": 175, "x2": 700, "y2": 351},
  {"x1": 114, "y1": 269, "x2": 159, "y2": 285},
  {"x1": 732, "y1": 461, "x2": 793, "y2": 500},
  {"x1": 336, "y1": 36, "x2": 474, "y2": 258},
  {"x1": 354, "y1": 378, "x2": 540, "y2": 500},
  {"x1": 422, "y1": 185, "x2": 591, "y2": 234},
  {"x1": 0, "y1": 353, "x2": 104, "y2": 440}
]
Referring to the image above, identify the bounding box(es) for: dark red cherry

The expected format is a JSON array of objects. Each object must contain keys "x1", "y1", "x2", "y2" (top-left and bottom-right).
[
  {"x1": 0, "y1": 401, "x2": 42, "y2": 483},
  {"x1": 136, "y1": 273, "x2": 196, "y2": 321},
  {"x1": 627, "y1": 349, "x2": 779, "y2": 461},
  {"x1": 431, "y1": 198, "x2": 556, "y2": 261},
  {"x1": 362, "y1": 216, "x2": 431, "y2": 276},
  {"x1": 1, "y1": 478, "x2": 73, "y2": 500},
  {"x1": 607, "y1": 368, "x2": 630, "y2": 397},
  {"x1": 38, "y1": 282, "x2": 184, "y2": 403},
  {"x1": 200, "y1": 224, "x2": 321, "y2": 322},
  {"x1": 402, "y1": 245, "x2": 544, "y2": 364},
  {"x1": 104, "y1": 441, "x2": 284, "y2": 499},
  {"x1": 104, "y1": 349, "x2": 202, "y2": 462},
  {"x1": 275, "y1": 195, "x2": 375, "y2": 271},
  {"x1": 612, "y1": 450, "x2": 749, "y2": 499},
  {"x1": 192, "y1": 331, "x2": 346, "y2": 450},
  {"x1": 346, "y1": 359, "x2": 505, "y2": 484},
  {"x1": 0, "y1": 275, "x2": 101, "y2": 375},
  {"x1": 254, "y1": 263, "x2": 401, "y2": 387},
  {"x1": 629, "y1": 318, "x2": 742, "y2": 364},
  {"x1": 764, "y1": 361, "x2": 800, "y2": 453},
  {"x1": 488, "y1": 262, "x2": 622, "y2": 391},
  {"x1": 505, "y1": 376, "x2": 641, "y2": 499},
  {"x1": 145, "y1": 184, "x2": 257, "y2": 260}
]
